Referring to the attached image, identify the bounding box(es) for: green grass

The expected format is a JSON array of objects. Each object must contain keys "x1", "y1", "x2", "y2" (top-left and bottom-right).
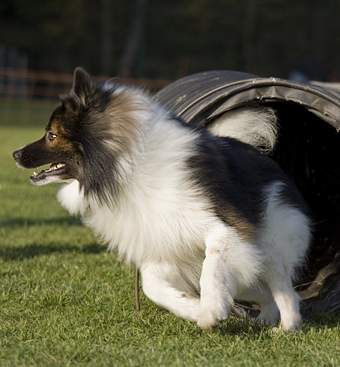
[
  {"x1": 0, "y1": 108, "x2": 340, "y2": 366},
  {"x1": 0, "y1": 98, "x2": 57, "y2": 127}
]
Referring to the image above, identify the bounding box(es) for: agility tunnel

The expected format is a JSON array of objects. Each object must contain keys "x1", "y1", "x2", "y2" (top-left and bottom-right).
[{"x1": 156, "y1": 71, "x2": 340, "y2": 316}]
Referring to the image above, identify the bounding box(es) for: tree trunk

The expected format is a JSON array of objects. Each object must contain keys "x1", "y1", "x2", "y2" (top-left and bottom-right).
[
  {"x1": 100, "y1": 0, "x2": 113, "y2": 74},
  {"x1": 242, "y1": 0, "x2": 257, "y2": 73},
  {"x1": 119, "y1": 0, "x2": 148, "y2": 77}
]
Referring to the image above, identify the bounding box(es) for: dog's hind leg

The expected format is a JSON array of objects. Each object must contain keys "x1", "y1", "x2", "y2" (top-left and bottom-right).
[
  {"x1": 237, "y1": 284, "x2": 280, "y2": 326},
  {"x1": 257, "y1": 300, "x2": 280, "y2": 326},
  {"x1": 261, "y1": 207, "x2": 306, "y2": 331},
  {"x1": 197, "y1": 222, "x2": 262, "y2": 329},
  {"x1": 263, "y1": 267, "x2": 302, "y2": 331},
  {"x1": 260, "y1": 183, "x2": 311, "y2": 331},
  {"x1": 141, "y1": 263, "x2": 200, "y2": 322}
]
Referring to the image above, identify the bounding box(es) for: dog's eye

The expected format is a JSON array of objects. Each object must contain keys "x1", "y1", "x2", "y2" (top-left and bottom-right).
[{"x1": 47, "y1": 132, "x2": 57, "y2": 141}]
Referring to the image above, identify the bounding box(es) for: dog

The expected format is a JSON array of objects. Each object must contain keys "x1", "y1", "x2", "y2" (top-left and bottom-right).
[{"x1": 13, "y1": 67, "x2": 311, "y2": 331}]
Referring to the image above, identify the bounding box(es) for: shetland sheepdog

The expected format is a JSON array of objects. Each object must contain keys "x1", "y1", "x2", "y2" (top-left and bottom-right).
[{"x1": 13, "y1": 67, "x2": 310, "y2": 330}]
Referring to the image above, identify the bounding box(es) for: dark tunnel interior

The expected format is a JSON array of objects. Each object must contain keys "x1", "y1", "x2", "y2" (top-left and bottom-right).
[{"x1": 270, "y1": 102, "x2": 340, "y2": 286}]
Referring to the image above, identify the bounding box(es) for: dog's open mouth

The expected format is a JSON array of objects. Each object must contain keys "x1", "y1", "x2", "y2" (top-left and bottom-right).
[{"x1": 30, "y1": 162, "x2": 67, "y2": 183}]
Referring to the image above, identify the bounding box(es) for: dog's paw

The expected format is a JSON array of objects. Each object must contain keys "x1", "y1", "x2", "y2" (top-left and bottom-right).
[
  {"x1": 256, "y1": 303, "x2": 280, "y2": 326},
  {"x1": 197, "y1": 306, "x2": 228, "y2": 330},
  {"x1": 280, "y1": 314, "x2": 302, "y2": 332},
  {"x1": 270, "y1": 317, "x2": 302, "y2": 333},
  {"x1": 197, "y1": 310, "x2": 218, "y2": 330}
]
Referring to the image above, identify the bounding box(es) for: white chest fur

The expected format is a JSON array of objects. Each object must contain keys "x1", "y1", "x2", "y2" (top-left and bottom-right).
[
  {"x1": 58, "y1": 118, "x2": 215, "y2": 268},
  {"x1": 84, "y1": 165, "x2": 213, "y2": 267}
]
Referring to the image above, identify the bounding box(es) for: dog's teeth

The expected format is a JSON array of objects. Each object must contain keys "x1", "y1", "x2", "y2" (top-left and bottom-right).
[{"x1": 33, "y1": 171, "x2": 37, "y2": 176}]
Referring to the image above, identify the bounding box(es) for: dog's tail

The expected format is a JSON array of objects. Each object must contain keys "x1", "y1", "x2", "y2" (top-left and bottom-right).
[{"x1": 207, "y1": 106, "x2": 278, "y2": 153}]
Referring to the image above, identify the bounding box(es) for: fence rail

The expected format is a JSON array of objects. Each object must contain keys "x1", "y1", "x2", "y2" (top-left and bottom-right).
[{"x1": 0, "y1": 68, "x2": 170, "y2": 99}]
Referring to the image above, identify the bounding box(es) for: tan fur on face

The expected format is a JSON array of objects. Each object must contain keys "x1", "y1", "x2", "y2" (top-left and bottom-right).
[{"x1": 48, "y1": 119, "x2": 76, "y2": 153}]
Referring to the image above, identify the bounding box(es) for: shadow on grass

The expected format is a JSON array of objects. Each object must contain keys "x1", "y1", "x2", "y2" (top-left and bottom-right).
[
  {"x1": 215, "y1": 318, "x2": 264, "y2": 337},
  {"x1": 215, "y1": 313, "x2": 340, "y2": 336},
  {"x1": 0, "y1": 243, "x2": 105, "y2": 261},
  {"x1": 304, "y1": 313, "x2": 340, "y2": 328},
  {"x1": 0, "y1": 216, "x2": 82, "y2": 227}
]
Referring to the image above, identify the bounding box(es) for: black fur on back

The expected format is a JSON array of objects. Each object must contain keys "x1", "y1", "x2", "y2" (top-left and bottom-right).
[{"x1": 185, "y1": 126, "x2": 309, "y2": 235}]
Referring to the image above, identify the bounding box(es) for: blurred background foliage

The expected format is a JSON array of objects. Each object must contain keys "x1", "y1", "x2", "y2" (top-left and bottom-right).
[{"x1": 1, "y1": 0, "x2": 340, "y2": 80}]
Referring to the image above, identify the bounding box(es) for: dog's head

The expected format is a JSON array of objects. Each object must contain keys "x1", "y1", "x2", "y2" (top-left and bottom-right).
[
  {"x1": 13, "y1": 67, "x2": 96, "y2": 186},
  {"x1": 13, "y1": 67, "x2": 140, "y2": 201}
]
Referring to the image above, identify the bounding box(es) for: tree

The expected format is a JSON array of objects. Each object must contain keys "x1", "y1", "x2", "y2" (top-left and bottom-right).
[{"x1": 119, "y1": 0, "x2": 148, "y2": 77}]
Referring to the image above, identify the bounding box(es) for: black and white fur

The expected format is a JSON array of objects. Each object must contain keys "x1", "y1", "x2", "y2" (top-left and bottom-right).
[{"x1": 31, "y1": 69, "x2": 312, "y2": 330}]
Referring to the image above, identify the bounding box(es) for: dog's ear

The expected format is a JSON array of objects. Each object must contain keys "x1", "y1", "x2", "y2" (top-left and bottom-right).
[
  {"x1": 59, "y1": 93, "x2": 81, "y2": 115},
  {"x1": 72, "y1": 67, "x2": 94, "y2": 105},
  {"x1": 60, "y1": 67, "x2": 94, "y2": 114}
]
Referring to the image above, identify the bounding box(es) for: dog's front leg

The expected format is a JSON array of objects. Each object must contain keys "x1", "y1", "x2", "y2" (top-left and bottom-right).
[
  {"x1": 141, "y1": 263, "x2": 200, "y2": 322},
  {"x1": 197, "y1": 223, "x2": 240, "y2": 330}
]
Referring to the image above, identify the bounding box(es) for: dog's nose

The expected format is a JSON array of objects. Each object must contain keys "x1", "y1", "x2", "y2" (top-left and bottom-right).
[{"x1": 12, "y1": 149, "x2": 22, "y2": 161}]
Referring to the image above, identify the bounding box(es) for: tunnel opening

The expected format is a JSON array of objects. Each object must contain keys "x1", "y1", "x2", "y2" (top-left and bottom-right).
[{"x1": 270, "y1": 102, "x2": 340, "y2": 290}]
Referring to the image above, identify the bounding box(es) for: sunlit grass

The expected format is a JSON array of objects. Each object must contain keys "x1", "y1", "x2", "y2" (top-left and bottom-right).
[{"x1": 0, "y1": 121, "x2": 339, "y2": 366}]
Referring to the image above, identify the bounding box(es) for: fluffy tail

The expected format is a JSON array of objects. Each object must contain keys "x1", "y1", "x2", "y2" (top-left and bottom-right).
[{"x1": 207, "y1": 106, "x2": 278, "y2": 153}]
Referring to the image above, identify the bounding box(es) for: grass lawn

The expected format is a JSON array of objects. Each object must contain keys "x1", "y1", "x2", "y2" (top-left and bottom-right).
[{"x1": 0, "y1": 106, "x2": 339, "y2": 366}]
